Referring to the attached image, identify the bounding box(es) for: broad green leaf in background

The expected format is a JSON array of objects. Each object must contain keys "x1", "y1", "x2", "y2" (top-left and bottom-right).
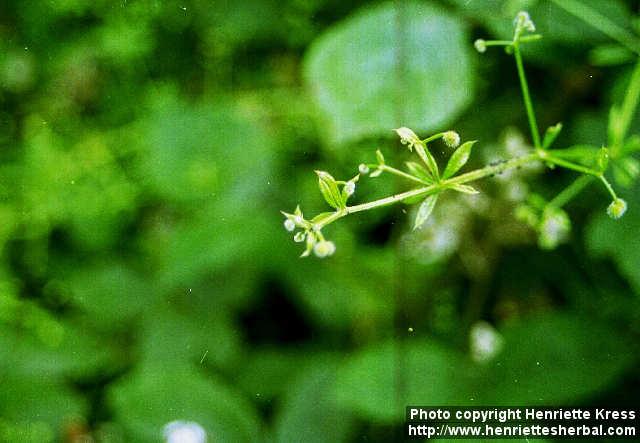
[
  {"x1": 0, "y1": 373, "x2": 87, "y2": 442},
  {"x1": 586, "y1": 188, "x2": 640, "y2": 293},
  {"x1": 109, "y1": 363, "x2": 263, "y2": 442},
  {"x1": 478, "y1": 313, "x2": 637, "y2": 403},
  {"x1": 334, "y1": 340, "x2": 476, "y2": 422},
  {"x1": 273, "y1": 360, "x2": 356, "y2": 443},
  {"x1": 304, "y1": 1, "x2": 474, "y2": 145}
]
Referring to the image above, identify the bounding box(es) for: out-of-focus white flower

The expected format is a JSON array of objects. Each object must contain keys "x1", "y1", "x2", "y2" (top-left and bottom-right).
[
  {"x1": 607, "y1": 198, "x2": 627, "y2": 219},
  {"x1": 313, "y1": 240, "x2": 336, "y2": 258},
  {"x1": 470, "y1": 321, "x2": 504, "y2": 363},
  {"x1": 163, "y1": 421, "x2": 206, "y2": 443},
  {"x1": 538, "y1": 208, "x2": 570, "y2": 250},
  {"x1": 443, "y1": 131, "x2": 460, "y2": 148},
  {"x1": 515, "y1": 11, "x2": 535, "y2": 33},
  {"x1": 358, "y1": 163, "x2": 370, "y2": 174},
  {"x1": 284, "y1": 219, "x2": 295, "y2": 232},
  {"x1": 474, "y1": 39, "x2": 487, "y2": 53},
  {"x1": 344, "y1": 181, "x2": 356, "y2": 196}
]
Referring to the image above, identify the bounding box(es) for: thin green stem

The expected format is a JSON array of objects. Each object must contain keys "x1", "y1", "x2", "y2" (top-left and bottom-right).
[
  {"x1": 513, "y1": 42, "x2": 541, "y2": 149},
  {"x1": 550, "y1": 0, "x2": 640, "y2": 56},
  {"x1": 484, "y1": 35, "x2": 543, "y2": 47},
  {"x1": 380, "y1": 165, "x2": 428, "y2": 184},
  {"x1": 548, "y1": 175, "x2": 593, "y2": 208},
  {"x1": 446, "y1": 152, "x2": 540, "y2": 185},
  {"x1": 541, "y1": 152, "x2": 600, "y2": 176},
  {"x1": 599, "y1": 175, "x2": 618, "y2": 200},
  {"x1": 421, "y1": 132, "x2": 444, "y2": 144}
]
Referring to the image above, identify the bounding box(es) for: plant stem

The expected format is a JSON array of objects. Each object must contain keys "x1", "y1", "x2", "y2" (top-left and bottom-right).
[
  {"x1": 541, "y1": 152, "x2": 600, "y2": 176},
  {"x1": 513, "y1": 42, "x2": 541, "y2": 149},
  {"x1": 314, "y1": 152, "x2": 542, "y2": 229},
  {"x1": 550, "y1": 0, "x2": 640, "y2": 56},
  {"x1": 446, "y1": 152, "x2": 540, "y2": 185},
  {"x1": 380, "y1": 165, "x2": 428, "y2": 184},
  {"x1": 548, "y1": 175, "x2": 593, "y2": 208},
  {"x1": 599, "y1": 175, "x2": 618, "y2": 200}
]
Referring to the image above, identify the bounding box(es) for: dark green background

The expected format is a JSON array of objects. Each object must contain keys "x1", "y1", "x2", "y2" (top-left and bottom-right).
[{"x1": 0, "y1": 0, "x2": 638, "y2": 442}]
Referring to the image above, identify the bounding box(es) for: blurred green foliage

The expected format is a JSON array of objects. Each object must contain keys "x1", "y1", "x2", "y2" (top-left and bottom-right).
[{"x1": 0, "y1": 0, "x2": 639, "y2": 442}]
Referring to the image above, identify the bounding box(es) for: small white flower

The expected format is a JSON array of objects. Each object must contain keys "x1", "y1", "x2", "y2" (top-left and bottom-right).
[
  {"x1": 470, "y1": 321, "x2": 504, "y2": 363},
  {"x1": 607, "y1": 198, "x2": 627, "y2": 219},
  {"x1": 313, "y1": 240, "x2": 336, "y2": 258},
  {"x1": 358, "y1": 163, "x2": 370, "y2": 174},
  {"x1": 442, "y1": 131, "x2": 460, "y2": 148},
  {"x1": 284, "y1": 219, "x2": 295, "y2": 232},
  {"x1": 474, "y1": 39, "x2": 487, "y2": 53},
  {"x1": 344, "y1": 181, "x2": 356, "y2": 196},
  {"x1": 538, "y1": 208, "x2": 570, "y2": 249},
  {"x1": 163, "y1": 421, "x2": 206, "y2": 443},
  {"x1": 294, "y1": 215, "x2": 304, "y2": 225},
  {"x1": 515, "y1": 11, "x2": 535, "y2": 33},
  {"x1": 394, "y1": 127, "x2": 421, "y2": 149}
]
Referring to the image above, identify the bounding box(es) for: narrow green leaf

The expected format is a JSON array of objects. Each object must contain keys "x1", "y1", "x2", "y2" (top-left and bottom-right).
[
  {"x1": 413, "y1": 194, "x2": 438, "y2": 230},
  {"x1": 316, "y1": 171, "x2": 342, "y2": 209},
  {"x1": 405, "y1": 162, "x2": 433, "y2": 183},
  {"x1": 608, "y1": 105, "x2": 622, "y2": 145},
  {"x1": 442, "y1": 141, "x2": 476, "y2": 179},
  {"x1": 375, "y1": 149, "x2": 385, "y2": 165},
  {"x1": 612, "y1": 157, "x2": 640, "y2": 187},
  {"x1": 451, "y1": 184, "x2": 479, "y2": 194},
  {"x1": 311, "y1": 212, "x2": 335, "y2": 224},
  {"x1": 542, "y1": 123, "x2": 563, "y2": 149},
  {"x1": 415, "y1": 144, "x2": 439, "y2": 180}
]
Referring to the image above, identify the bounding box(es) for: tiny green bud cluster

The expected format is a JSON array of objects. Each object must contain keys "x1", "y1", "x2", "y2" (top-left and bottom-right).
[
  {"x1": 607, "y1": 198, "x2": 627, "y2": 219},
  {"x1": 313, "y1": 240, "x2": 336, "y2": 258},
  {"x1": 443, "y1": 131, "x2": 461, "y2": 148},
  {"x1": 474, "y1": 39, "x2": 487, "y2": 53},
  {"x1": 515, "y1": 11, "x2": 536, "y2": 33}
]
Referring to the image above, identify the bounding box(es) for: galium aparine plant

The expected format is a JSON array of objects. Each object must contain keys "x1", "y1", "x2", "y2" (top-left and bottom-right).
[{"x1": 283, "y1": 11, "x2": 638, "y2": 257}]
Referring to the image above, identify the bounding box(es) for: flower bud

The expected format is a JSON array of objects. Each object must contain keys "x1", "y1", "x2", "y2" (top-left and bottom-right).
[
  {"x1": 284, "y1": 219, "x2": 295, "y2": 232},
  {"x1": 293, "y1": 231, "x2": 306, "y2": 242},
  {"x1": 442, "y1": 131, "x2": 460, "y2": 148},
  {"x1": 607, "y1": 198, "x2": 627, "y2": 219},
  {"x1": 358, "y1": 163, "x2": 370, "y2": 174},
  {"x1": 474, "y1": 39, "x2": 487, "y2": 53},
  {"x1": 313, "y1": 240, "x2": 336, "y2": 258},
  {"x1": 394, "y1": 127, "x2": 421, "y2": 150},
  {"x1": 344, "y1": 181, "x2": 356, "y2": 196},
  {"x1": 515, "y1": 11, "x2": 535, "y2": 33}
]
